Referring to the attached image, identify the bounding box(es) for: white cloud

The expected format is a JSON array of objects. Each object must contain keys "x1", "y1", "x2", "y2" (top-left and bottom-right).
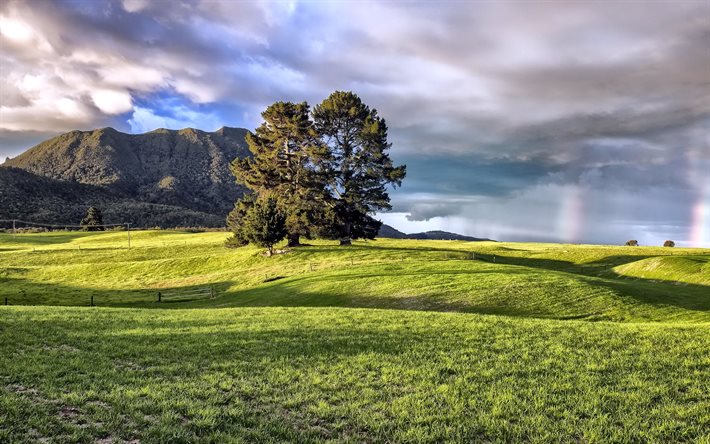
[
  {"x1": 91, "y1": 89, "x2": 133, "y2": 115},
  {"x1": 121, "y1": 0, "x2": 149, "y2": 13},
  {"x1": 127, "y1": 106, "x2": 222, "y2": 133},
  {"x1": 172, "y1": 77, "x2": 221, "y2": 104},
  {"x1": 57, "y1": 98, "x2": 89, "y2": 119},
  {"x1": 0, "y1": 16, "x2": 34, "y2": 43},
  {"x1": 1, "y1": 0, "x2": 707, "y2": 244}
]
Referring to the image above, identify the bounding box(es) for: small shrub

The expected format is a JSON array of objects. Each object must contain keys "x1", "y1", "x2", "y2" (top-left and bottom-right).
[
  {"x1": 663, "y1": 240, "x2": 675, "y2": 247},
  {"x1": 240, "y1": 196, "x2": 287, "y2": 256},
  {"x1": 80, "y1": 207, "x2": 104, "y2": 231},
  {"x1": 625, "y1": 240, "x2": 639, "y2": 246}
]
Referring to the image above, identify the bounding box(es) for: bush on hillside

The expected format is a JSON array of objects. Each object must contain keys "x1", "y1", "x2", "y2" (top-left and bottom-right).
[
  {"x1": 625, "y1": 240, "x2": 639, "y2": 246},
  {"x1": 239, "y1": 196, "x2": 287, "y2": 256},
  {"x1": 663, "y1": 240, "x2": 675, "y2": 247}
]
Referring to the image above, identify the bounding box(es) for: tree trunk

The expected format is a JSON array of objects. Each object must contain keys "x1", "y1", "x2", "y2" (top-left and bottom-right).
[
  {"x1": 339, "y1": 221, "x2": 352, "y2": 246},
  {"x1": 287, "y1": 234, "x2": 301, "y2": 247}
]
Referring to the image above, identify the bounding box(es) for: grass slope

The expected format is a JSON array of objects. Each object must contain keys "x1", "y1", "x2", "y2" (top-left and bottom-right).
[
  {"x1": 1, "y1": 231, "x2": 709, "y2": 322},
  {"x1": 1, "y1": 231, "x2": 709, "y2": 442}
]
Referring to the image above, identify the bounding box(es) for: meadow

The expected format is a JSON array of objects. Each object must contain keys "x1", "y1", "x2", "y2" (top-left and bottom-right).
[{"x1": 1, "y1": 231, "x2": 709, "y2": 442}]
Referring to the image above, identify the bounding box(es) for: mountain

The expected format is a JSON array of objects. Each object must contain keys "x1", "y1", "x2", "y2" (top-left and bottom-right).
[
  {"x1": 377, "y1": 223, "x2": 409, "y2": 239},
  {"x1": 1, "y1": 126, "x2": 250, "y2": 227},
  {"x1": 0, "y1": 167, "x2": 227, "y2": 227},
  {"x1": 376, "y1": 224, "x2": 492, "y2": 241},
  {"x1": 2, "y1": 127, "x2": 493, "y2": 238}
]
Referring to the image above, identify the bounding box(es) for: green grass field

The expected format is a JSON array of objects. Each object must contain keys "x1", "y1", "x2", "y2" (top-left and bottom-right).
[{"x1": 1, "y1": 231, "x2": 709, "y2": 442}]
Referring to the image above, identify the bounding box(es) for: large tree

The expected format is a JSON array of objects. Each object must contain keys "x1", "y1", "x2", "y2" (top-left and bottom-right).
[
  {"x1": 230, "y1": 102, "x2": 329, "y2": 247},
  {"x1": 312, "y1": 91, "x2": 406, "y2": 245},
  {"x1": 80, "y1": 206, "x2": 104, "y2": 231}
]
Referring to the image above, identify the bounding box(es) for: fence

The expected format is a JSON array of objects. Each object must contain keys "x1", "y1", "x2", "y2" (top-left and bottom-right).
[{"x1": 157, "y1": 287, "x2": 215, "y2": 303}]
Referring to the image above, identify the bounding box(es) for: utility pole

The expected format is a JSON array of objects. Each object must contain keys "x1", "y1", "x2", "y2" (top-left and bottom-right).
[{"x1": 127, "y1": 223, "x2": 131, "y2": 250}]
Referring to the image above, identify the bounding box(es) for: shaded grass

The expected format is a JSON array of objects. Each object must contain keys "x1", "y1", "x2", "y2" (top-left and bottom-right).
[{"x1": 1, "y1": 306, "x2": 709, "y2": 443}]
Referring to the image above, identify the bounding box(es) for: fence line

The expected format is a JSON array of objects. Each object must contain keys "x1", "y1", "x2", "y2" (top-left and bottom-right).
[
  {"x1": 157, "y1": 287, "x2": 215, "y2": 303},
  {"x1": 1, "y1": 219, "x2": 133, "y2": 249},
  {"x1": 0, "y1": 219, "x2": 129, "y2": 229}
]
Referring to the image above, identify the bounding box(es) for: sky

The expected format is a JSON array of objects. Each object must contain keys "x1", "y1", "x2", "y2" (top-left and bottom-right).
[{"x1": 1, "y1": 0, "x2": 709, "y2": 246}]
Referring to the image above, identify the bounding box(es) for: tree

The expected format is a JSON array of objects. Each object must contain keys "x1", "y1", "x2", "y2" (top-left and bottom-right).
[
  {"x1": 312, "y1": 91, "x2": 406, "y2": 245},
  {"x1": 80, "y1": 207, "x2": 104, "y2": 231},
  {"x1": 240, "y1": 196, "x2": 287, "y2": 256},
  {"x1": 225, "y1": 193, "x2": 255, "y2": 248},
  {"x1": 230, "y1": 101, "x2": 329, "y2": 247},
  {"x1": 625, "y1": 239, "x2": 639, "y2": 246},
  {"x1": 663, "y1": 240, "x2": 675, "y2": 247}
]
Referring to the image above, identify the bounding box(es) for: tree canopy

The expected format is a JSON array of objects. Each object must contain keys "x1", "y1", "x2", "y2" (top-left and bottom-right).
[
  {"x1": 313, "y1": 91, "x2": 406, "y2": 244},
  {"x1": 227, "y1": 91, "x2": 406, "y2": 253},
  {"x1": 239, "y1": 196, "x2": 287, "y2": 256},
  {"x1": 80, "y1": 206, "x2": 104, "y2": 231},
  {"x1": 230, "y1": 101, "x2": 329, "y2": 247}
]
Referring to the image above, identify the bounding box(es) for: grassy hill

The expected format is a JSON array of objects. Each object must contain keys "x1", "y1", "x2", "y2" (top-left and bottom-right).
[
  {"x1": 1, "y1": 231, "x2": 709, "y2": 442},
  {"x1": 1, "y1": 231, "x2": 708, "y2": 322}
]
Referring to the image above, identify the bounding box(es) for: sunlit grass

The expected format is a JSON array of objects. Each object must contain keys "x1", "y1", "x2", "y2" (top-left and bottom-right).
[
  {"x1": 1, "y1": 231, "x2": 708, "y2": 322},
  {"x1": 1, "y1": 231, "x2": 709, "y2": 442}
]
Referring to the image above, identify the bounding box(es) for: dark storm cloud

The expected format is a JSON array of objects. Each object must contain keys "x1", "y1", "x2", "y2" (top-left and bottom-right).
[
  {"x1": 399, "y1": 155, "x2": 555, "y2": 197},
  {"x1": 1, "y1": 0, "x2": 708, "y2": 245}
]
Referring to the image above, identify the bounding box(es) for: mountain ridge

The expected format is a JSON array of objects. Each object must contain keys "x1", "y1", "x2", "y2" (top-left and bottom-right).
[
  {"x1": 378, "y1": 224, "x2": 493, "y2": 242},
  {"x1": 2, "y1": 126, "x2": 250, "y2": 226},
  {"x1": 2, "y1": 127, "x2": 489, "y2": 241}
]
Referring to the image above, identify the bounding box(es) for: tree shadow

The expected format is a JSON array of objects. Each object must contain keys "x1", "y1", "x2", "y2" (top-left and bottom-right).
[
  {"x1": 0, "y1": 232, "x2": 98, "y2": 246},
  {"x1": 0, "y1": 276, "x2": 233, "y2": 308}
]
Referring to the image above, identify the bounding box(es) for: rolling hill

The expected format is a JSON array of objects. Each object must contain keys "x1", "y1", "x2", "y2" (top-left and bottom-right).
[{"x1": 0, "y1": 231, "x2": 708, "y2": 442}]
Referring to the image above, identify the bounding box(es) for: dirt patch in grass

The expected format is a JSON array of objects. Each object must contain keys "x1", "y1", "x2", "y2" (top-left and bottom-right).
[
  {"x1": 41, "y1": 344, "x2": 80, "y2": 353},
  {"x1": 6, "y1": 383, "x2": 39, "y2": 396}
]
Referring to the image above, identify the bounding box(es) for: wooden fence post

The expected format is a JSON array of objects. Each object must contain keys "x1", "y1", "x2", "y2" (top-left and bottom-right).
[
  {"x1": 157, "y1": 292, "x2": 161, "y2": 303},
  {"x1": 4, "y1": 297, "x2": 7, "y2": 306},
  {"x1": 90, "y1": 295, "x2": 94, "y2": 306}
]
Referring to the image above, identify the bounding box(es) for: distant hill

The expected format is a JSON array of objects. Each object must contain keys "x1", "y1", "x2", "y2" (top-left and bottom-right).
[
  {"x1": 0, "y1": 167, "x2": 226, "y2": 227},
  {"x1": 1, "y1": 126, "x2": 250, "y2": 227},
  {"x1": 377, "y1": 224, "x2": 492, "y2": 241}
]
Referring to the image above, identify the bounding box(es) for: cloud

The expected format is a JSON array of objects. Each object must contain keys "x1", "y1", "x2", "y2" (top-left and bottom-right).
[
  {"x1": 91, "y1": 89, "x2": 133, "y2": 115},
  {"x1": 0, "y1": 0, "x2": 708, "y2": 245},
  {"x1": 383, "y1": 182, "x2": 698, "y2": 246},
  {"x1": 127, "y1": 105, "x2": 222, "y2": 134}
]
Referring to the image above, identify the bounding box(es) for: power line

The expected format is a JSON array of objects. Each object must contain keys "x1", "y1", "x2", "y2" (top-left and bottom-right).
[{"x1": 0, "y1": 219, "x2": 128, "y2": 228}]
